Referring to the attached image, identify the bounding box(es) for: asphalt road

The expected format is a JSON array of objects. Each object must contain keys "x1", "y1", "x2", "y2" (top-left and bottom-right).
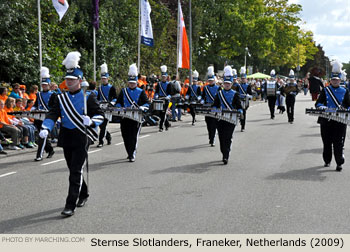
[{"x1": 1, "y1": 94, "x2": 350, "y2": 234}]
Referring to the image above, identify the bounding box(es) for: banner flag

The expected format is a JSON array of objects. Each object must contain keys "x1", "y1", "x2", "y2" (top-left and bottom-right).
[
  {"x1": 140, "y1": 0, "x2": 154, "y2": 47},
  {"x1": 52, "y1": 0, "x2": 69, "y2": 21},
  {"x1": 178, "y1": 1, "x2": 190, "y2": 69}
]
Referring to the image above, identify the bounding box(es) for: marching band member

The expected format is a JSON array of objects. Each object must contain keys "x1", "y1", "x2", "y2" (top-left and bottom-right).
[
  {"x1": 202, "y1": 66, "x2": 220, "y2": 146},
  {"x1": 212, "y1": 65, "x2": 243, "y2": 165},
  {"x1": 237, "y1": 66, "x2": 252, "y2": 132},
  {"x1": 154, "y1": 65, "x2": 171, "y2": 132},
  {"x1": 33, "y1": 67, "x2": 55, "y2": 161},
  {"x1": 97, "y1": 63, "x2": 117, "y2": 147},
  {"x1": 266, "y1": 69, "x2": 279, "y2": 119},
  {"x1": 315, "y1": 61, "x2": 350, "y2": 172},
  {"x1": 115, "y1": 64, "x2": 150, "y2": 162},
  {"x1": 281, "y1": 70, "x2": 299, "y2": 123},
  {"x1": 40, "y1": 52, "x2": 104, "y2": 216},
  {"x1": 186, "y1": 70, "x2": 202, "y2": 126}
]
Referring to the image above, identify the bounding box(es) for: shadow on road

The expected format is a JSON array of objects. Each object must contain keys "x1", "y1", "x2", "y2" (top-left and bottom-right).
[
  {"x1": 43, "y1": 158, "x2": 128, "y2": 174},
  {"x1": 155, "y1": 144, "x2": 209, "y2": 154},
  {"x1": 297, "y1": 148, "x2": 323, "y2": 154},
  {"x1": 0, "y1": 208, "x2": 63, "y2": 233},
  {"x1": 150, "y1": 161, "x2": 222, "y2": 175},
  {"x1": 266, "y1": 166, "x2": 335, "y2": 182},
  {"x1": 299, "y1": 133, "x2": 320, "y2": 138}
]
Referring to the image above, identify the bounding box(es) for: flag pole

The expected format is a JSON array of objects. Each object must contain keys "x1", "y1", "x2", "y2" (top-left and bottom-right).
[
  {"x1": 38, "y1": 0, "x2": 42, "y2": 81},
  {"x1": 176, "y1": 0, "x2": 180, "y2": 79},
  {"x1": 138, "y1": 0, "x2": 141, "y2": 71},
  {"x1": 93, "y1": 27, "x2": 96, "y2": 81},
  {"x1": 189, "y1": 0, "x2": 192, "y2": 85}
]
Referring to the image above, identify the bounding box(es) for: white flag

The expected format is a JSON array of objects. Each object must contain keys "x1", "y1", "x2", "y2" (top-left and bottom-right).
[
  {"x1": 52, "y1": 0, "x2": 69, "y2": 21},
  {"x1": 140, "y1": 0, "x2": 154, "y2": 47}
]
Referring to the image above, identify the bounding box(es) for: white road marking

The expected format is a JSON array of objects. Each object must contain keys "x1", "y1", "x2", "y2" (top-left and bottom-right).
[
  {"x1": 115, "y1": 142, "x2": 124, "y2": 146},
  {"x1": 41, "y1": 159, "x2": 65, "y2": 166},
  {"x1": 139, "y1": 134, "x2": 150, "y2": 139},
  {"x1": 88, "y1": 149, "x2": 102, "y2": 154},
  {"x1": 0, "y1": 172, "x2": 17, "y2": 178}
]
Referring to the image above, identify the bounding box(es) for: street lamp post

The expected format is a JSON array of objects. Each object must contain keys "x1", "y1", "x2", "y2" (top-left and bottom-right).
[{"x1": 244, "y1": 47, "x2": 249, "y2": 71}]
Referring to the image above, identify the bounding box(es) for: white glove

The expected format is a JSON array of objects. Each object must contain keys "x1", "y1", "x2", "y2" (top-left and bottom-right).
[
  {"x1": 82, "y1": 115, "x2": 92, "y2": 126},
  {"x1": 318, "y1": 106, "x2": 327, "y2": 110},
  {"x1": 110, "y1": 101, "x2": 116, "y2": 106},
  {"x1": 197, "y1": 96, "x2": 202, "y2": 101},
  {"x1": 154, "y1": 94, "x2": 159, "y2": 99},
  {"x1": 200, "y1": 100, "x2": 205, "y2": 104},
  {"x1": 140, "y1": 106, "x2": 149, "y2": 112},
  {"x1": 30, "y1": 107, "x2": 36, "y2": 111},
  {"x1": 185, "y1": 95, "x2": 189, "y2": 100},
  {"x1": 39, "y1": 129, "x2": 49, "y2": 139}
]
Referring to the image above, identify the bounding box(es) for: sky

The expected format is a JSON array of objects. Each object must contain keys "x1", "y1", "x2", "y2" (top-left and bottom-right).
[{"x1": 289, "y1": 0, "x2": 350, "y2": 63}]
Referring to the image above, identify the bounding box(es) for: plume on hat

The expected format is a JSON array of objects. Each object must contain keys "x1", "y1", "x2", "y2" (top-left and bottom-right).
[
  {"x1": 100, "y1": 63, "x2": 108, "y2": 74},
  {"x1": 240, "y1": 66, "x2": 246, "y2": 75},
  {"x1": 270, "y1": 69, "x2": 276, "y2": 76},
  {"x1": 224, "y1": 66, "x2": 233, "y2": 77},
  {"x1": 331, "y1": 60, "x2": 343, "y2": 73},
  {"x1": 207, "y1": 66, "x2": 214, "y2": 76},
  {"x1": 128, "y1": 63, "x2": 138, "y2": 76},
  {"x1": 40, "y1": 67, "x2": 50, "y2": 78},
  {"x1": 193, "y1": 70, "x2": 199, "y2": 78},
  {"x1": 232, "y1": 68, "x2": 237, "y2": 76},
  {"x1": 160, "y1": 65, "x2": 167, "y2": 73},
  {"x1": 62, "y1": 51, "x2": 81, "y2": 69},
  {"x1": 341, "y1": 70, "x2": 347, "y2": 81},
  {"x1": 289, "y1": 69, "x2": 294, "y2": 76}
]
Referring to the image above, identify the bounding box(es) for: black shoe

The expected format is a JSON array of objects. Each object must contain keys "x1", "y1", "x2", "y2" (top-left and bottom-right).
[
  {"x1": 165, "y1": 127, "x2": 168, "y2": 131},
  {"x1": 77, "y1": 198, "x2": 88, "y2": 207},
  {"x1": 97, "y1": 142, "x2": 103, "y2": 148},
  {"x1": 211, "y1": 143, "x2": 215, "y2": 147},
  {"x1": 34, "y1": 157, "x2": 43, "y2": 162},
  {"x1": 324, "y1": 163, "x2": 330, "y2": 167},
  {"x1": 47, "y1": 150, "x2": 55, "y2": 158},
  {"x1": 129, "y1": 158, "x2": 135, "y2": 162},
  {"x1": 0, "y1": 150, "x2": 7, "y2": 155},
  {"x1": 192, "y1": 122, "x2": 195, "y2": 126},
  {"x1": 159, "y1": 128, "x2": 163, "y2": 132},
  {"x1": 241, "y1": 128, "x2": 245, "y2": 132},
  {"x1": 223, "y1": 159, "x2": 228, "y2": 165},
  {"x1": 61, "y1": 208, "x2": 74, "y2": 217},
  {"x1": 336, "y1": 165, "x2": 342, "y2": 172},
  {"x1": 107, "y1": 139, "x2": 112, "y2": 145},
  {"x1": 271, "y1": 115, "x2": 275, "y2": 119}
]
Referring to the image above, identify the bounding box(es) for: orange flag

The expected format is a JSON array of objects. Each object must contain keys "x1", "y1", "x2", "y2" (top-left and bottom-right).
[{"x1": 178, "y1": 1, "x2": 190, "y2": 69}]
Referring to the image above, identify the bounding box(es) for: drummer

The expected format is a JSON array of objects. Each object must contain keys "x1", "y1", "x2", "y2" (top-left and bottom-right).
[
  {"x1": 212, "y1": 65, "x2": 243, "y2": 165},
  {"x1": 185, "y1": 70, "x2": 202, "y2": 126},
  {"x1": 202, "y1": 66, "x2": 221, "y2": 146},
  {"x1": 315, "y1": 60, "x2": 350, "y2": 171},
  {"x1": 236, "y1": 67, "x2": 252, "y2": 132},
  {"x1": 115, "y1": 64, "x2": 150, "y2": 162},
  {"x1": 154, "y1": 65, "x2": 171, "y2": 132}
]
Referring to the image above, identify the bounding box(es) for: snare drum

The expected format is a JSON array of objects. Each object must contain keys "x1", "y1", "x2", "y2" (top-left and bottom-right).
[{"x1": 152, "y1": 100, "x2": 164, "y2": 111}]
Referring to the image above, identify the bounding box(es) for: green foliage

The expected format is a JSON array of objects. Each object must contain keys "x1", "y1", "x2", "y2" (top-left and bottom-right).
[{"x1": 0, "y1": 0, "x2": 321, "y2": 86}]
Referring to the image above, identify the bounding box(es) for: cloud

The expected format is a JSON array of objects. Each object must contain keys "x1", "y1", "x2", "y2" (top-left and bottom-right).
[{"x1": 289, "y1": 0, "x2": 350, "y2": 62}]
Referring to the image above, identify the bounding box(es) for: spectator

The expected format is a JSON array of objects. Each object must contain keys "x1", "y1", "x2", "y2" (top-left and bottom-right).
[
  {"x1": 0, "y1": 99, "x2": 21, "y2": 150},
  {"x1": 170, "y1": 75, "x2": 182, "y2": 121},
  {"x1": 0, "y1": 87, "x2": 8, "y2": 103},
  {"x1": 50, "y1": 82, "x2": 62, "y2": 94},
  {"x1": 4, "y1": 97, "x2": 31, "y2": 149},
  {"x1": 8, "y1": 83, "x2": 22, "y2": 99},
  {"x1": 20, "y1": 85, "x2": 29, "y2": 99},
  {"x1": 0, "y1": 131, "x2": 8, "y2": 155},
  {"x1": 26, "y1": 99, "x2": 35, "y2": 111},
  {"x1": 28, "y1": 85, "x2": 38, "y2": 102},
  {"x1": 14, "y1": 98, "x2": 24, "y2": 111}
]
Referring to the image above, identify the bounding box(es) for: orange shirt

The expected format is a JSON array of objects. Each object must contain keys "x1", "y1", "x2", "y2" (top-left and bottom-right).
[
  {"x1": 4, "y1": 107, "x2": 14, "y2": 120},
  {"x1": 22, "y1": 92, "x2": 29, "y2": 100},
  {"x1": 0, "y1": 94, "x2": 8, "y2": 103},
  {"x1": 0, "y1": 109, "x2": 11, "y2": 128},
  {"x1": 28, "y1": 92, "x2": 37, "y2": 102}
]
